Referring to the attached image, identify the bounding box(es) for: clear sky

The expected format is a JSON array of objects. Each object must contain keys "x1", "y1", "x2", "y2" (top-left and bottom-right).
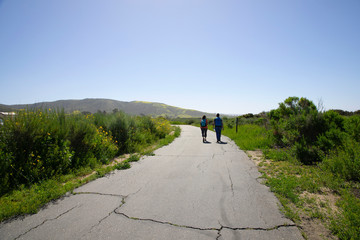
[{"x1": 1, "y1": 0, "x2": 359, "y2": 115}]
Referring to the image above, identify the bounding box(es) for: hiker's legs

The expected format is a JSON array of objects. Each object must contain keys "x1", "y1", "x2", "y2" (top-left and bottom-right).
[
  {"x1": 201, "y1": 128, "x2": 206, "y2": 142},
  {"x1": 215, "y1": 127, "x2": 221, "y2": 142}
]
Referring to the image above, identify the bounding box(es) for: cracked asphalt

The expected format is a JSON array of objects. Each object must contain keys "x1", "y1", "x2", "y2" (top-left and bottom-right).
[{"x1": 0, "y1": 125, "x2": 303, "y2": 240}]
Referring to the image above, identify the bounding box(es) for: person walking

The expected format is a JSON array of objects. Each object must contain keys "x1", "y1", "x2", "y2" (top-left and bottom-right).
[
  {"x1": 214, "y1": 113, "x2": 223, "y2": 143},
  {"x1": 200, "y1": 115, "x2": 208, "y2": 143}
]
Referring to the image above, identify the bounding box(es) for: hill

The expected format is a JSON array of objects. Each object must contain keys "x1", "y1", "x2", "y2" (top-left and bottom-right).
[
  {"x1": 4, "y1": 99, "x2": 212, "y2": 118},
  {"x1": 0, "y1": 104, "x2": 16, "y2": 112}
]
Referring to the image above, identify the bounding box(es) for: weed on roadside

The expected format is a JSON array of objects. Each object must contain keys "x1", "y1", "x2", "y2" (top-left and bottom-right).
[
  {"x1": 114, "y1": 162, "x2": 131, "y2": 170},
  {"x1": 127, "y1": 154, "x2": 140, "y2": 162}
]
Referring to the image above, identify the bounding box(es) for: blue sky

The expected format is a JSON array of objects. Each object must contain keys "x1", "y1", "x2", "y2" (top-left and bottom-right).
[{"x1": 1, "y1": 0, "x2": 359, "y2": 115}]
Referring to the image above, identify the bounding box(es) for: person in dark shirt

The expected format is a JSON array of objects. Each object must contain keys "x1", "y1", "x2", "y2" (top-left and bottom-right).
[{"x1": 213, "y1": 113, "x2": 223, "y2": 143}]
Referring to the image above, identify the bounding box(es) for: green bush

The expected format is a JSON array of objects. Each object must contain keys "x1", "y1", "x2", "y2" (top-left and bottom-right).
[
  {"x1": 322, "y1": 139, "x2": 360, "y2": 182},
  {"x1": 65, "y1": 113, "x2": 118, "y2": 168},
  {"x1": 268, "y1": 97, "x2": 354, "y2": 165},
  {"x1": 108, "y1": 112, "x2": 133, "y2": 153},
  {"x1": 94, "y1": 112, "x2": 170, "y2": 154},
  {"x1": 345, "y1": 115, "x2": 360, "y2": 142},
  {"x1": 0, "y1": 109, "x2": 173, "y2": 196},
  {"x1": 0, "y1": 110, "x2": 74, "y2": 192},
  {"x1": 269, "y1": 97, "x2": 321, "y2": 148}
]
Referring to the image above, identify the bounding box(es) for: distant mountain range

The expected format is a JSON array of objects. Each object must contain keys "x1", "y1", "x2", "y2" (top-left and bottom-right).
[{"x1": 0, "y1": 99, "x2": 213, "y2": 118}]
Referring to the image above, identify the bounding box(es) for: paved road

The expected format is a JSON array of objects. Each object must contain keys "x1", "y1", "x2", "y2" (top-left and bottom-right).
[{"x1": 0, "y1": 125, "x2": 303, "y2": 240}]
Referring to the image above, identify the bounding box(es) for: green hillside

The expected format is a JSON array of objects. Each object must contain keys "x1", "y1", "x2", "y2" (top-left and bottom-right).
[{"x1": 4, "y1": 99, "x2": 211, "y2": 118}]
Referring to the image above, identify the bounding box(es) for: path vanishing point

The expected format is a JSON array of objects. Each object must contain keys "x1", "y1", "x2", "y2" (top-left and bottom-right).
[{"x1": 0, "y1": 125, "x2": 303, "y2": 240}]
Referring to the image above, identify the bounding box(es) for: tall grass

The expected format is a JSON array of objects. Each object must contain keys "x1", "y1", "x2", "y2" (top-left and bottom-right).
[
  {"x1": 0, "y1": 110, "x2": 173, "y2": 196},
  {"x1": 222, "y1": 124, "x2": 273, "y2": 150}
]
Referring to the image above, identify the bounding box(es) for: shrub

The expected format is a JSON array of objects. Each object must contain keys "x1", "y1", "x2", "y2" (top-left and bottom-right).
[
  {"x1": 0, "y1": 110, "x2": 73, "y2": 193},
  {"x1": 152, "y1": 117, "x2": 171, "y2": 138},
  {"x1": 269, "y1": 97, "x2": 321, "y2": 148},
  {"x1": 322, "y1": 139, "x2": 360, "y2": 182},
  {"x1": 345, "y1": 115, "x2": 360, "y2": 142},
  {"x1": 294, "y1": 138, "x2": 322, "y2": 164},
  {"x1": 268, "y1": 97, "x2": 352, "y2": 165},
  {"x1": 107, "y1": 112, "x2": 133, "y2": 153},
  {"x1": 66, "y1": 114, "x2": 117, "y2": 167},
  {"x1": 0, "y1": 109, "x2": 118, "y2": 195}
]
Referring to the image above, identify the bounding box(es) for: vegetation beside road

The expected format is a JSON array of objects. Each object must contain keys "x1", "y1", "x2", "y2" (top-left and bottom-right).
[
  {"x1": 222, "y1": 97, "x2": 360, "y2": 240},
  {"x1": 0, "y1": 109, "x2": 180, "y2": 221}
]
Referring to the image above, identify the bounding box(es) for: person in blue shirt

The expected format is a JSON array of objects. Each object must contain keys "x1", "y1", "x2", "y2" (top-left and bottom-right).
[{"x1": 213, "y1": 113, "x2": 224, "y2": 143}]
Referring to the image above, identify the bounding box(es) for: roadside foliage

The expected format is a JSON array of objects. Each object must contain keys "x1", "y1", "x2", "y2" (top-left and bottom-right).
[
  {"x1": 0, "y1": 109, "x2": 173, "y2": 196},
  {"x1": 222, "y1": 97, "x2": 360, "y2": 240}
]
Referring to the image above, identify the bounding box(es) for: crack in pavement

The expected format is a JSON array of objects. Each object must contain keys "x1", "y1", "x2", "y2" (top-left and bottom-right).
[
  {"x1": 215, "y1": 224, "x2": 300, "y2": 240},
  {"x1": 81, "y1": 186, "x2": 146, "y2": 236},
  {"x1": 196, "y1": 157, "x2": 210, "y2": 170},
  {"x1": 14, "y1": 205, "x2": 78, "y2": 240},
  {"x1": 225, "y1": 164, "x2": 234, "y2": 197},
  {"x1": 216, "y1": 226, "x2": 223, "y2": 240},
  {"x1": 215, "y1": 221, "x2": 224, "y2": 240},
  {"x1": 115, "y1": 211, "x2": 218, "y2": 231},
  {"x1": 74, "y1": 191, "x2": 126, "y2": 198},
  {"x1": 221, "y1": 223, "x2": 300, "y2": 233},
  {"x1": 75, "y1": 185, "x2": 143, "y2": 201},
  {"x1": 93, "y1": 197, "x2": 126, "y2": 229},
  {"x1": 86, "y1": 211, "x2": 114, "y2": 235},
  {"x1": 114, "y1": 211, "x2": 299, "y2": 239},
  {"x1": 81, "y1": 187, "x2": 144, "y2": 237},
  {"x1": 81, "y1": 197, "x2": 127, "y2": 239}
]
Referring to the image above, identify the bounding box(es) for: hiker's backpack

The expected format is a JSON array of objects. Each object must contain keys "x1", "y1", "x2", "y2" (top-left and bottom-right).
[{"x1": 201, "y1": 119, "x2": 207, "y2": 127}]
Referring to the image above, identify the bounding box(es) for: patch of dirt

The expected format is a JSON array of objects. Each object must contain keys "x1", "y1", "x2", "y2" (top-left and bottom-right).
[
  {"x1": 246, "y1": 150, "x2": 339, "y2": 240},
  {"x1": 300, "y1": 217, "x2": 337, "y2": 240},
  {"x1": 109, "y1": 154, "x2": 131, "y2": 166},
  {"x1": 246, "y1": 150, "x2": 270, "y2": 166},
  {"x1": 299, "y1": 190, "x2": 340, "y2": 240},
  {"x1": 301, "y1": 188, "x2": 340, "y2": 214}
]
